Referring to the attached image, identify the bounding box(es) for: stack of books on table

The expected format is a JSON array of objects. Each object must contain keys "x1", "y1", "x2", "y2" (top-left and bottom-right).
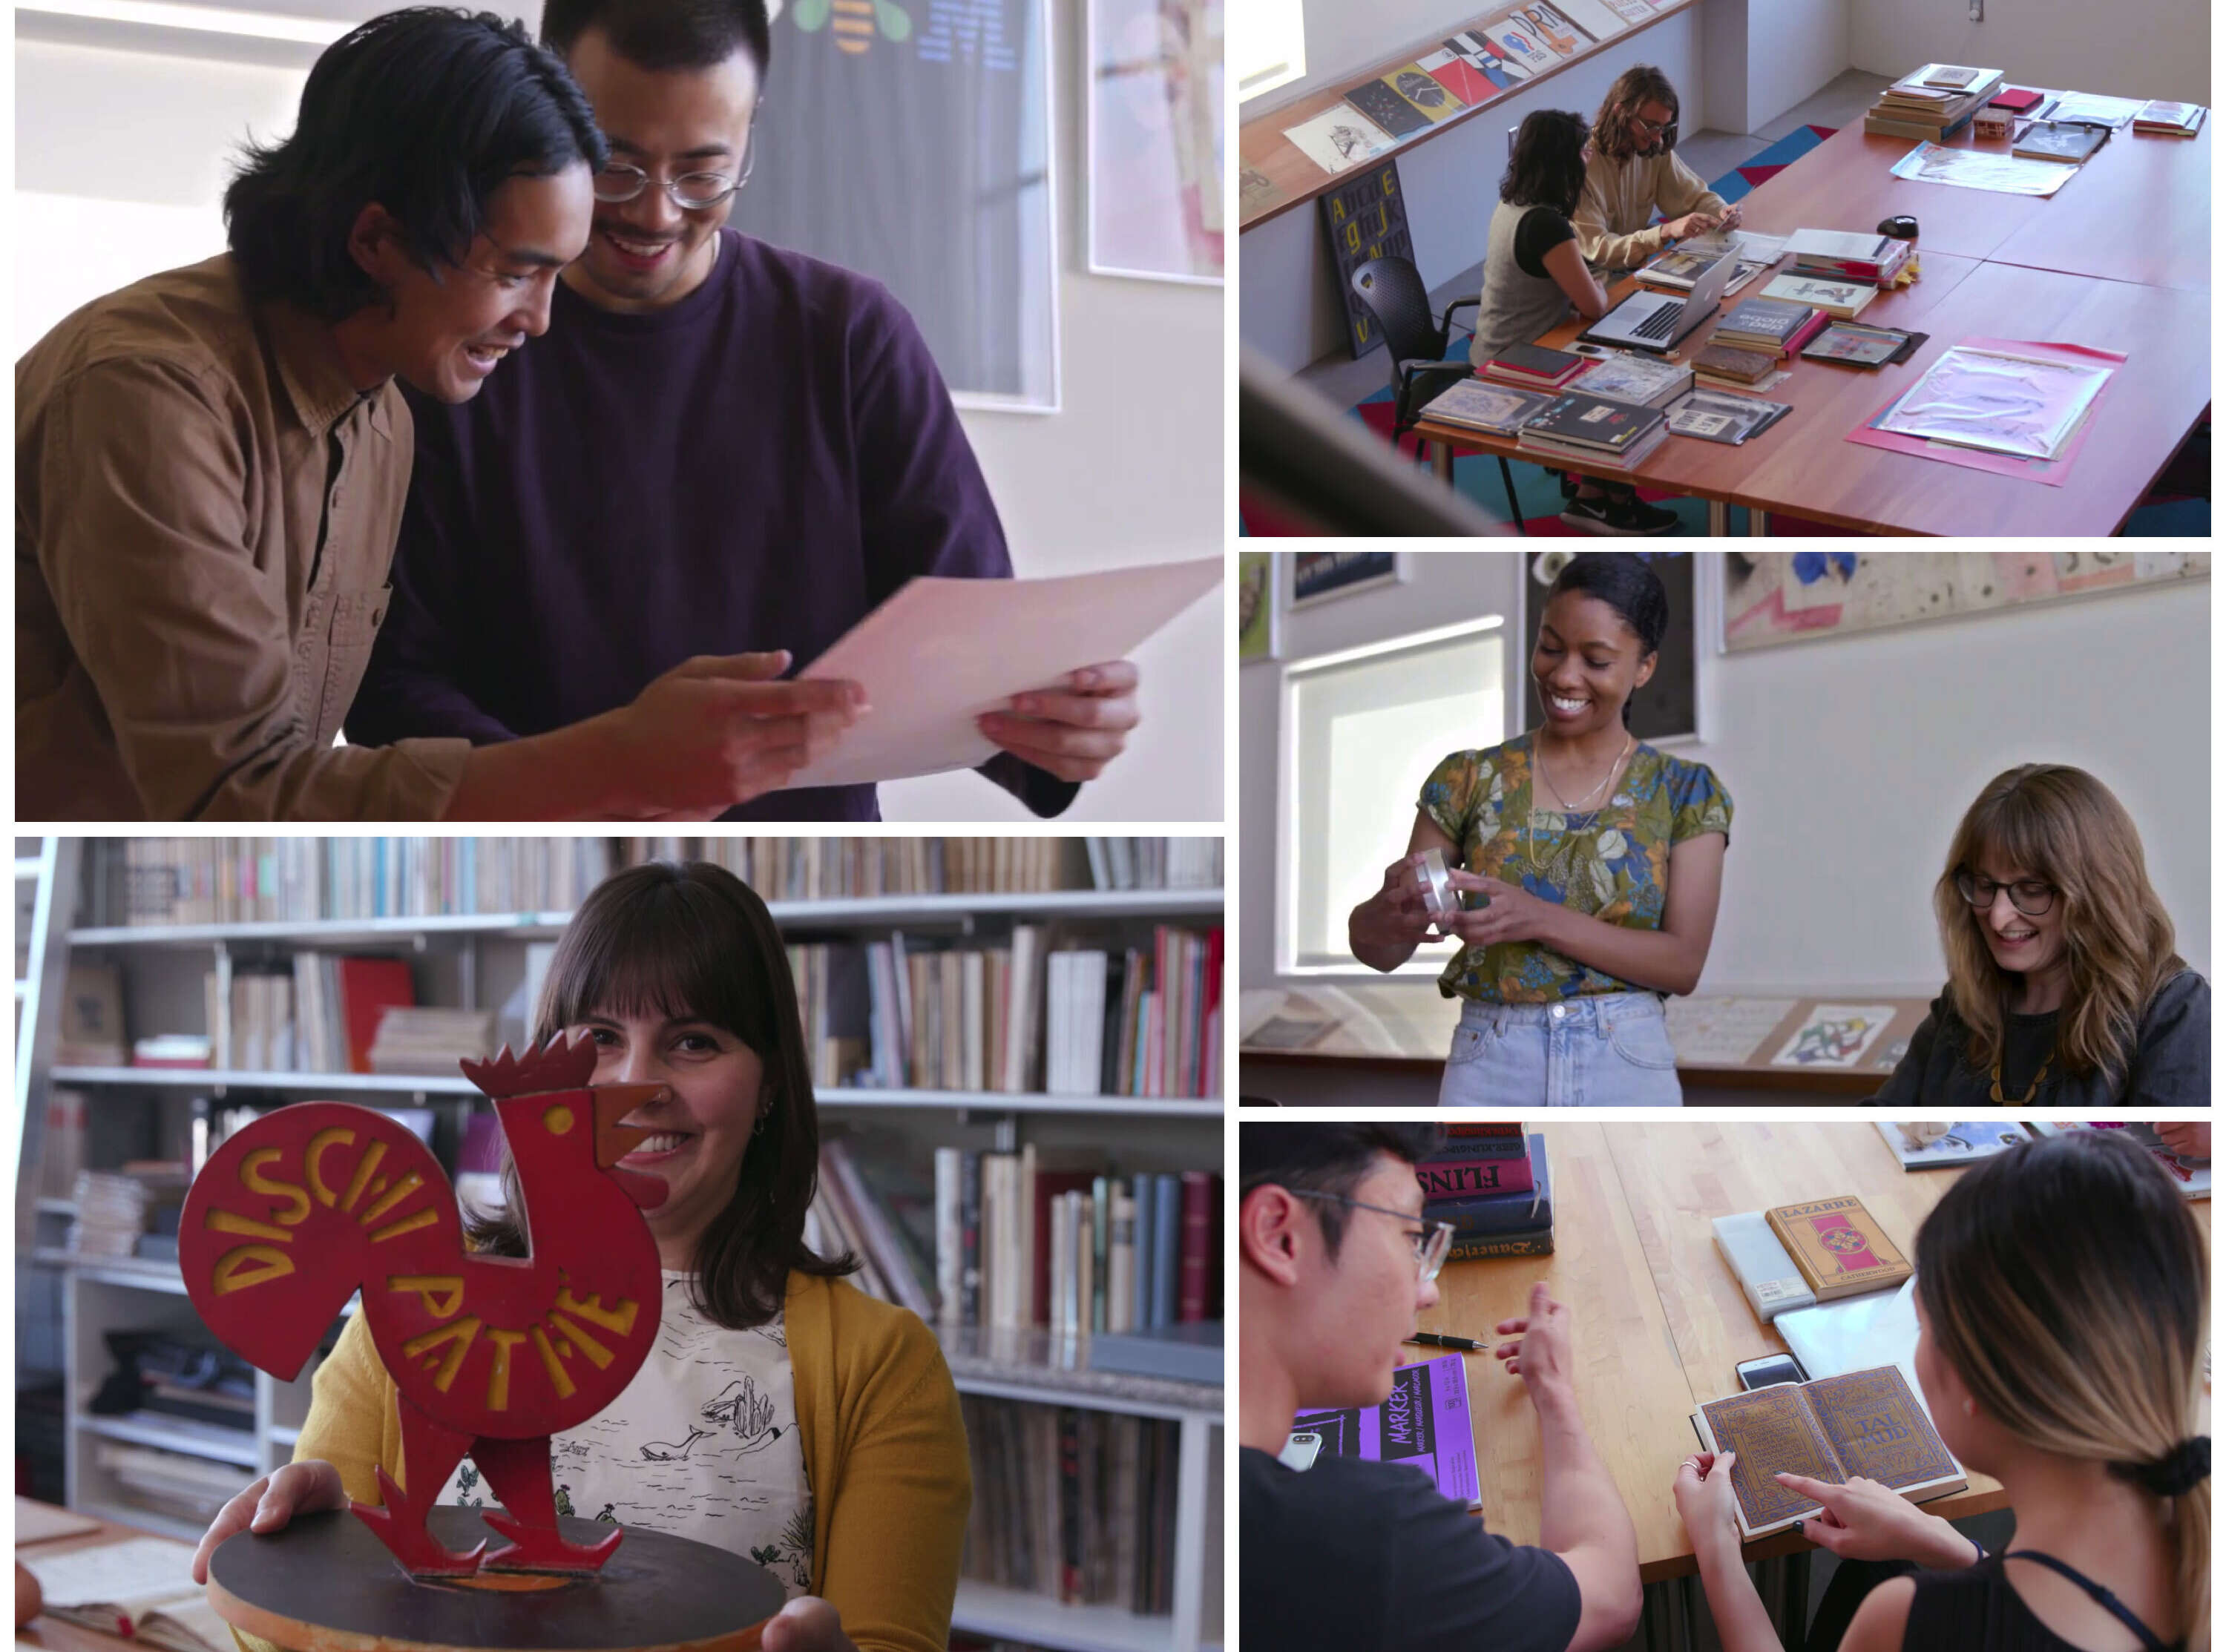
[
  {"x1": 1419, "y1": 1125, "x2": 1553, "y2": 1260},
  {"x1": 1713, "y1": 297, "x2": 1828, "y2": 359},
  {"x1": 1758, "y1": 273, "x2": 1879, "y2": 321},
  {"x1": 1692, "y1": 342, "x2": 1782, "y2": 391},
  {"x1": 1516, "y1": 391, "x2": 1668, "y2": 470},
  {"x1": 1571, "y1": 350, "x2": 1693, "y2": 410},
  {"x1": 1865, "y1": 63, "x2": 2003, "y2": 139},
  {"x1": 2133, "y1": 100, "x2": 2206, "y2": 136},
  {"x1": 1785, "y1": 230, "x2": 1913, "y2": 286},
  {"x1": 1482, "y1": 343, "x2": 1591, "y2": 392},
  {"x1": 1420, "y1": 376, "x2": 1558, "y2": 436}
]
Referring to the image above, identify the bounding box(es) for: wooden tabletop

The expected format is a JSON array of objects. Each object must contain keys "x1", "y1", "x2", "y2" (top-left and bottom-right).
[
  {"x1": 1411, "y1": 104, "x2": 2210, "y2": 534},
  {"x1": 1419, "y1": 1124, "x2": 2213, "y2": 1579},
  {"x1": 16, "y1": 1505, "x2": 191, "y2": 1652}
]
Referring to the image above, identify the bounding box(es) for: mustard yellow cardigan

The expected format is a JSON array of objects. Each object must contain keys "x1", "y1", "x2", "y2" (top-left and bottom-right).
[{"x1": 265, "y1": 1271, "x2": 969, "y2": 1652}]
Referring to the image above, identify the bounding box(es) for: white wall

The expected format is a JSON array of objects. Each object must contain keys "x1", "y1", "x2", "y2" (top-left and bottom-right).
[
  {"x1": 16, "y1": 16, "x2": 1222, "y2": 823},
  {"x1": 1243, "y1": 551, "x2": 2212, "y2": 996},
  {"x1": 1239, "y1": 12, "x2": 1703, "y2": 373},
  {"x1": 1849, "y1": 0, "x2": 2207, "y2": 107},
  {"x1": 1741, "y1": 0, "x2": 1847, "y2": 131}
]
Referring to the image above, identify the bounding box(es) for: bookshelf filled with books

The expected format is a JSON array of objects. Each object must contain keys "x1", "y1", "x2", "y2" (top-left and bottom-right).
[{"x1": 19, "y1": 836, "x2": 1225, "y2": 1652}]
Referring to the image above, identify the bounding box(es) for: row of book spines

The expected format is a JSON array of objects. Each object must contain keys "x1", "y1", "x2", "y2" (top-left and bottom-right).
[
  {"x1": 112, "y1": 837, "x2": 1223, "y2": 924},
  {"x1": 821, "y1": 929, "x2": 1224, "y2": 1099},
  {"x1": 959, "y1": 1395, "x2": 1184, "y2": 1615},
  {"x1": 118, "y1": 837, "x2": 613, "y2": 926},
  {"x1": 939, "y1": 1154, "x2": 1221, "y2": 1332},
  {"x1": 200, "y1": 955, "x2": 413, "y2": 1074}
]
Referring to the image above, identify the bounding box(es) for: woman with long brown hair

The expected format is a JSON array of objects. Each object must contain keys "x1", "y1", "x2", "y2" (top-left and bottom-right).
[
  {"x1": 1871, "y1": 763, "x2": 2207, "y2": 1107},
  {"x1": 1574, "y1": 65, "x2": 1736, "y2": 273},
  {"x1": 190, "y1": 860, "x2": 968, "y2": 1652},
  {"x1": 1675, "y1": 1129, "x2": 2208, "y2": 1652}
]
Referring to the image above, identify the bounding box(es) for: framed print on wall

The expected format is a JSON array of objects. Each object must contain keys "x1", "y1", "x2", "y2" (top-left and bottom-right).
[
  {"x1": 1289, "y1": 550, "x2": 1404, "y2": 610},
  {"x1": 1238, "y1": 551, "x2": 1278, "y2": 660},
  {"x1": 1087, "y1": 0, "x2": 1224, "y2": 283}
]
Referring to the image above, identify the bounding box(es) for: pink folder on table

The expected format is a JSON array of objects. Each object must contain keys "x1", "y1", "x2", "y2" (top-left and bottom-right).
[{"x1": 1845, "y1": 337, "x2": 2127, "y2": 485}]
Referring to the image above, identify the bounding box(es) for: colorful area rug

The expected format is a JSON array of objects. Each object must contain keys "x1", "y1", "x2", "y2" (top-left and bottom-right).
[{"x1": 1244, "y1": 123, "x2": 2207, "y2": 537}]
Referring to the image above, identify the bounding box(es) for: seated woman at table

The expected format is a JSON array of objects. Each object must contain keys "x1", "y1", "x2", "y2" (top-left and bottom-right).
[
  {"x1": 1870, "y1": 763, "x2": 2207, "y2": 1108},
  {"x1": 1347, "y1": 552, "x2": 1731, "y2": 1107},
  {"x1": 1672, "y1": 1128, "x2": 2207, "y2": 1652},
  {"x1": 1467, "y1": 111, "x2": 1678, "y2": 536},
  {"x1": 1574, "y1": 65, "x2": 1737, "y2": 275}
]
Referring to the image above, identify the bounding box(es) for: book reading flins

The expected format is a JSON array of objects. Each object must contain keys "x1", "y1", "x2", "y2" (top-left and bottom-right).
[{"x1": 1692, "y1": 1364, "x2": 1965, "y2": 1540}]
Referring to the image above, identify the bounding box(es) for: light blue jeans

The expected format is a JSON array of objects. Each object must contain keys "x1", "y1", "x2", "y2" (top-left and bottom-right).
[{"x1": 1437, "y1": 992, "x2": 1683, "y2": 1108}]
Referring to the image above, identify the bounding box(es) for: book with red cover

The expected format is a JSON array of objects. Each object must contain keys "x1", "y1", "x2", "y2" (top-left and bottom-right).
[
  {"x1": 1484, "y1": 343, "x2": 1590, "y2": 387},
  {"x1": 335, "y1": 956, "x2": 414, "y2": 1075},
  {"x1": 1989, "y1": 86, "x2": 2043, "y2": 111},
  {"x1": 1177, "y1": 1170, "x2": 1216, "y2": 1322},
  {"x1": 1415, "y1": 1151, "x2": 1535, "y2": 1199},
  {"x1": 1782, "y1": 309, "x2": 1832, "y2": 356}
]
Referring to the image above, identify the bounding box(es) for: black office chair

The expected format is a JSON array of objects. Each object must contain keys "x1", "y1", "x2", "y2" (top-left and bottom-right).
[{"x1": 1350, "y1": 256, "x2": 1526, "y2": 532}]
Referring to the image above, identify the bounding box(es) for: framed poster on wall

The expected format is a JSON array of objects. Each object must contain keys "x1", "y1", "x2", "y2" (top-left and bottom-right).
[
  {"x1": 1518, "y1": 550, "x2": 1700, "y2": 743},
  {"x1": 1088, "y1": 0, "x2": 1224, "y2": 283},
  {"x1": 735, "y1": 0, "x2": 1060, "y2": 409},
  {"x1": 1290, "y1": 550, "x2": 1405, "y2": 609}
]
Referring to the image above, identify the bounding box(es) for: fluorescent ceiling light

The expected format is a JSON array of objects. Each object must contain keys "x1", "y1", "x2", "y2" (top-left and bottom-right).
[{"x1": 17, "y1": 0, "x2": 349, "y2": 45}]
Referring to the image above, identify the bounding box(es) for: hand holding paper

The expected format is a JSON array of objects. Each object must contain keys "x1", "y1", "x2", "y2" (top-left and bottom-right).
[
  {"x1": 976, "y1": 659, "x2": 1141, "y2": 782},
  {"x1": 787, "y1": 558, "x2": 1221, "y2": 790}
]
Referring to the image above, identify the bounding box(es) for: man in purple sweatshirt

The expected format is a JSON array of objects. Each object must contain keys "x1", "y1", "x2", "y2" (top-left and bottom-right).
[{"x1": 344, "y1": 0, "x2": 1139, "y2": 820}]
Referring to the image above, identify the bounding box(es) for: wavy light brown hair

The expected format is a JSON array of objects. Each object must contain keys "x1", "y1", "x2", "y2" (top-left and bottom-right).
[
  {"x1": 1936, "y1": 763, "x2": 2181, "y2": 1081},
  {"x1": 1917, "y1": 1131, "x2": 2208, "y2": 1651},
  {"x1": 464, "y1": 860, "x2": 854, "y2": 1327},
  {"x1": 1590, "y1": 65, "x2": 1680, "y2": 161}
]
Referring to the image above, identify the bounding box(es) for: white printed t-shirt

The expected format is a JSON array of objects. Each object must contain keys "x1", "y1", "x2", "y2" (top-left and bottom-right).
[{"x1": 439, "y1": 1272, "x2": 812, "y2": 1593}]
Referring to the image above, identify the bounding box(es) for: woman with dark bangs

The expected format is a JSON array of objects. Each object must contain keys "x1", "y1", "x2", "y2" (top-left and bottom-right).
[
  {"x1": 191, "y1": 862, "x2": 965, "y2": 1652},
  {"x1": 1871, "y1": 764, "x2": 2207, "y2": 1108}
]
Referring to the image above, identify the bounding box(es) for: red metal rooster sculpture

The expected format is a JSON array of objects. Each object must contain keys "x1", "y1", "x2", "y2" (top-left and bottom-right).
[{"x1": 180, "y1": 1035, "x2": 669, "y2": 1579}]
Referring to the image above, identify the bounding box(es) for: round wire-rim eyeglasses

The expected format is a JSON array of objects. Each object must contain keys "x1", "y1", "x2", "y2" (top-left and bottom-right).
[
  {"x1": 1287, "y1": 1188, "x2": 1455, "y2": 1283},
  {"x1": 592, "y1": 129, "x2": 758, "y2": 211}
]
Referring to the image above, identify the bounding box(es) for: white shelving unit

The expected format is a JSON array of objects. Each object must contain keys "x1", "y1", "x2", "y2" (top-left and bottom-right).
[{"x1": 24, "y1": 841, "x2": 1226, "y2": 1652}]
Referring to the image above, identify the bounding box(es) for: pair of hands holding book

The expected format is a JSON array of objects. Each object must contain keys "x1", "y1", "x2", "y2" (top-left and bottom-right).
[
  {"x1": 1674, "y1": 1452, "x2": 1981, "y2": 1568},
  {"x1": 192, "y1": 1462, "x2": 864, "y2": 1652}
]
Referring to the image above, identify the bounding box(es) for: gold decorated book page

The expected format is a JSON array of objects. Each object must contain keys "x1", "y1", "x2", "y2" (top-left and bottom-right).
[{"x1": 1808, "y1": 1367, "x2": 1963, "y2": 1492}]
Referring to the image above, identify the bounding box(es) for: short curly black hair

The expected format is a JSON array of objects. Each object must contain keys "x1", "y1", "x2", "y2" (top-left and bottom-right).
[
  {"x1": 541, "y1": 0, "x2": 772, "y2": 76},
  {"x1": 224, "y1": 8, "x2": 605, "y2": 320}
]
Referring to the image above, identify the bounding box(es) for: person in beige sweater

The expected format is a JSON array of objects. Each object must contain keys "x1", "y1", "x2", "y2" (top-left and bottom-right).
[{"x1": 1574, "y1": 66, "x2": 1737, "y2": 273}]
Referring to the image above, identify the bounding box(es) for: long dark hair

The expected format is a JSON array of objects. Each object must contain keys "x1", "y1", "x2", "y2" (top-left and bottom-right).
[
  {"x1": 1543, "y1": 553, "x2": 1669, "y2": 727},
  {"x1": 225, "y1": 7, "x2": 605, "y2": 320},
  {"x1": 1916, "y1": 1131, "x2": 2207, "y2": 1647},
  {"x1": 463, "y1": 860, "x2": 854, "y2": 1328},
  {"x1": 1500, "y1": 109, "x2": 1590, "y2": 217}
]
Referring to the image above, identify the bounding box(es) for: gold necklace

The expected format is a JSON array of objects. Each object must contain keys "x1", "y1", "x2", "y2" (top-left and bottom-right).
[
  {"x1": 1988, "y1": 1049, "x2": 2051, "y2": 1106},
  {"x1": 1528, "y1": 730, "x2": 1633, "y2": 875}
]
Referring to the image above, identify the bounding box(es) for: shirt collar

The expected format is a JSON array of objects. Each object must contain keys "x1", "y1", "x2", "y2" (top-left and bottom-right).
[{"x1": 261, "y1": 299, "x2": 386, "y2": 440}]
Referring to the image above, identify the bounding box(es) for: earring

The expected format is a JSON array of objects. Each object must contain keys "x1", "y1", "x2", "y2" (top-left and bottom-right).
[
  {"x1": 1963, "y1": 1398, "x2": 1975, "y2": 1418},
  {"x1": 752, "y1": 1110, "x2": 768, "y2": 1137}
]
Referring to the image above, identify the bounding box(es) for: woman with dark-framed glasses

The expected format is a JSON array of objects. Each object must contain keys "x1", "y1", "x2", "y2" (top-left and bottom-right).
[{"x1": 1870, "y1": 764, "x2": 2208, "y2": 1108}]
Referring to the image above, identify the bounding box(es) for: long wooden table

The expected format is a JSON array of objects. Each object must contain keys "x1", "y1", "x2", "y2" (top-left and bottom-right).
[
  {"x1": 1421, "y1": 1124, "x2": 2212, "y2": 1582},
  {"x1": 1413, "y1": 111, "x2": 2212, "y2": 535}
]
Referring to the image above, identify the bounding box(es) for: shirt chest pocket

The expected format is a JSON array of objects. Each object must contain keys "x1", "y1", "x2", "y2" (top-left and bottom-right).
[{"x1": 308, "y1": 584, "x2": 392, "y2": 738}]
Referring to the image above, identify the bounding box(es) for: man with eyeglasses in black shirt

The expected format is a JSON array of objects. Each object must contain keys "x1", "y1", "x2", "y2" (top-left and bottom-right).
[{"x1": 1239, "y1": 1123, "x2": 1642, "y2": 1652}]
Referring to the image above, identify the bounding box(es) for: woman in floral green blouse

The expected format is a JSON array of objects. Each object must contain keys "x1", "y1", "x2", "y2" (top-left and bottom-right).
[{"x1": 1348, "y1": 553, "x2": 1732, "y2": 1106}]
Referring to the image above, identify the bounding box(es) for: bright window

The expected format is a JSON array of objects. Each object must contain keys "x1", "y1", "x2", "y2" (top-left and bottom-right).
[
  {"x1": 1232, "y1": 0, "x2": 1305, "y2": 103},
  {"x1": 1279, "y1": 619, "x2": 1506, "y2": 974}
]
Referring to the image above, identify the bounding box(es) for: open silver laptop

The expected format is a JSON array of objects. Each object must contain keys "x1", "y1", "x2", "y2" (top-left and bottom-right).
[{"x1": 1578, "y1": 250, "x2": 1736, "y2": 355}]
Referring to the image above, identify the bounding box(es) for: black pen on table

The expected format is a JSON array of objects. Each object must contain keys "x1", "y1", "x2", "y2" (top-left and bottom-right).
[{"x1": 1406, "y1": 1331, "x2": 1484, "y2": 1351}]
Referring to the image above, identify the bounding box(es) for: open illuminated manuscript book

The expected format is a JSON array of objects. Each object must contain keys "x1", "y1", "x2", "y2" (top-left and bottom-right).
[{"x1": 1691, "y1": 1364, "x2": 1966, "y2": 1540}]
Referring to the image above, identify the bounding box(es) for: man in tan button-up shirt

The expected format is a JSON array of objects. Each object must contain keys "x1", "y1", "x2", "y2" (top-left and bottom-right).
[{"x1": 18, "y1": 9, "x2": 861, "y2": 820}]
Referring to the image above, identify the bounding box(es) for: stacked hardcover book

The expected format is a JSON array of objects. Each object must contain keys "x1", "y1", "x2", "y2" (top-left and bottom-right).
[
  {"x1": 2133, "y1": 100, "x2": 2206, "y2": 136},
  {"x1": 1515, "y1": 390, "x2": 1669, "y2": 471},
  {"x1": 1864, "y1": 64, "x2": 2004, "y2": 139},
  {"x1": 1785, "y1": 229, "x2": 1913, "y2": 287},
  {"x1": 1482, "y1": 343, "x2": 1591, "y2": 392},
  {"x1": 1420, "y1": 377, "x2": 1558, "y2": 436},
  {"x1": 1572, "y1": 351, "x2": 1694, "y2": 410},
  {"x1": 1418, "y1": 1125, "x2": 1553, "y2": 1260},
  {"x1": 1713, "y1": 297, "x2": 1828, "y2": 359}
]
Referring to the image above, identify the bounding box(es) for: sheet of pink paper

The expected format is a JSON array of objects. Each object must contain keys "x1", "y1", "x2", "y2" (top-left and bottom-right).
[{"x1": 1845, "y1": 337, "x2": 2129, "y2": 485}]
